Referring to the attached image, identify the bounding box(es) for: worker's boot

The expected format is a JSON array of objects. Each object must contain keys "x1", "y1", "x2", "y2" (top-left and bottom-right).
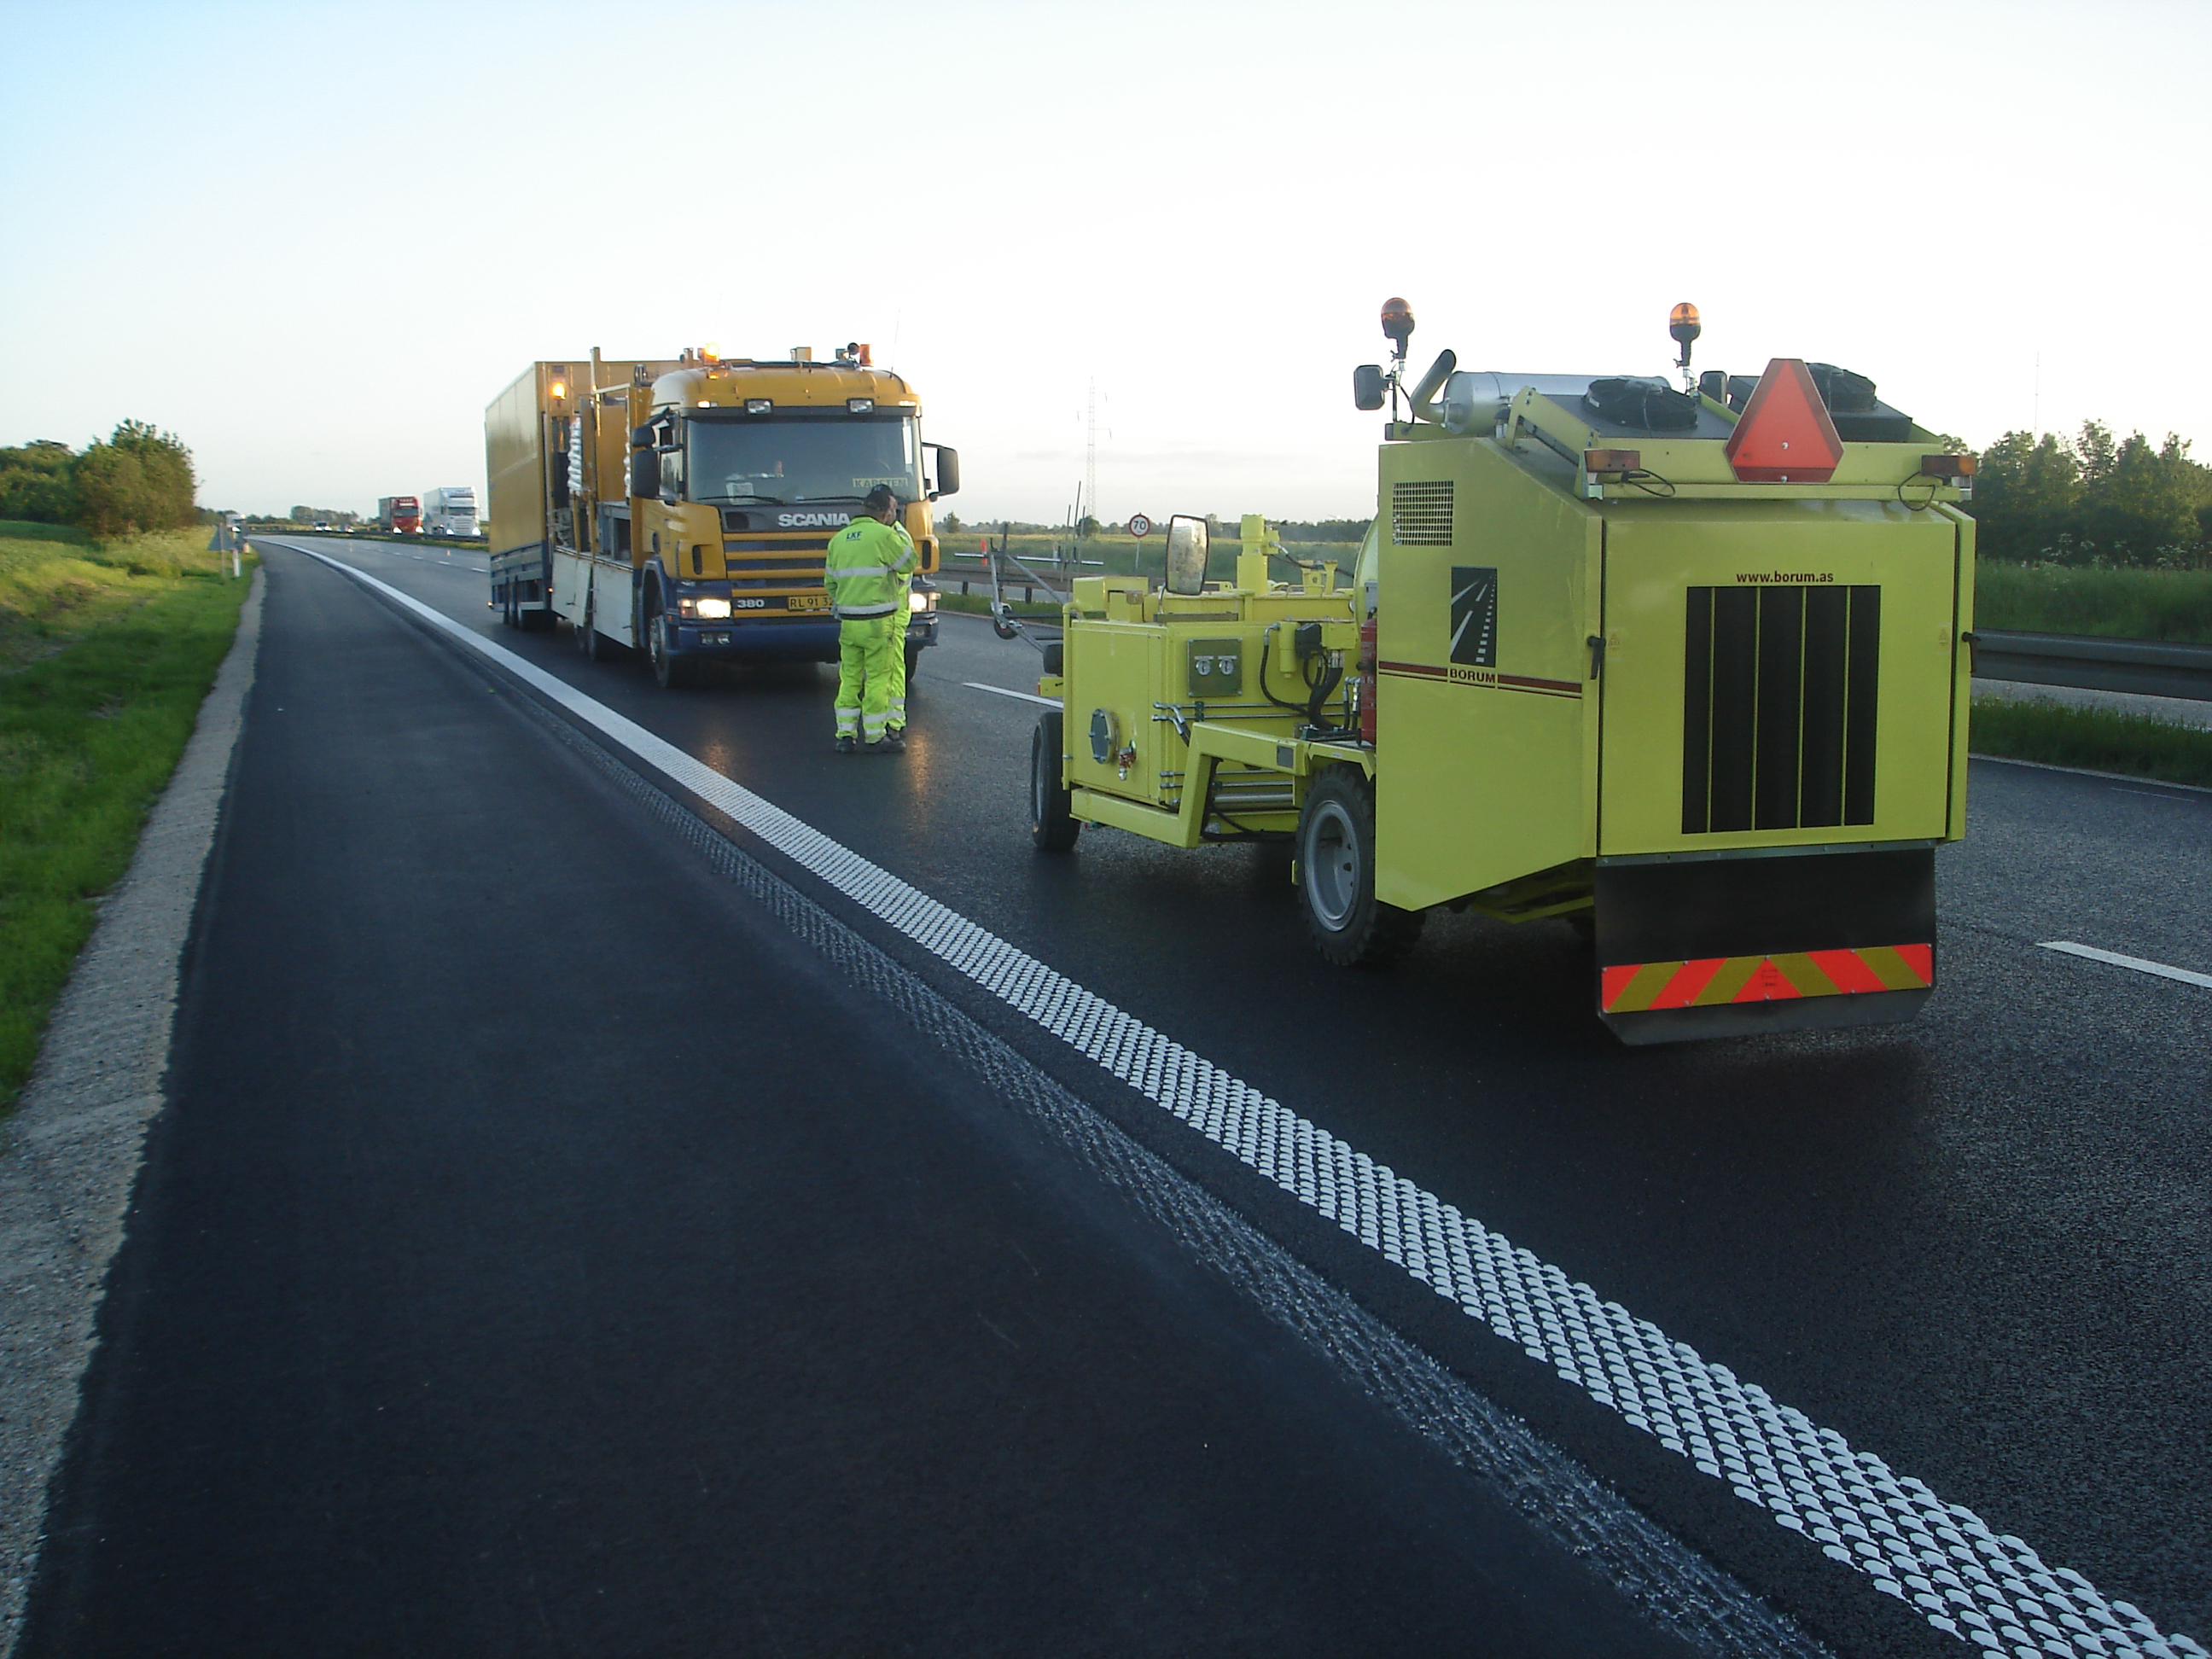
[
  {"x1": 874, "y1": 731, "x2": 905, "y2": 754},
  {"x1": 835, "y1": 735, "x2": 857, "y2": 754}
]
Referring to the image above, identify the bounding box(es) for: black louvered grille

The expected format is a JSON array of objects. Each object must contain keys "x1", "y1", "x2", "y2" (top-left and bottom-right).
[{"x1": 1682, "y1": 585, "x2": 1879, "y2": 835}]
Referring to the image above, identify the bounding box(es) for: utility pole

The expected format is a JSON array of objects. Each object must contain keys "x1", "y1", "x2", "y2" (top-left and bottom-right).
[{"x1": 1085, "y1": 379, "x2": 1098, "y2": 533}]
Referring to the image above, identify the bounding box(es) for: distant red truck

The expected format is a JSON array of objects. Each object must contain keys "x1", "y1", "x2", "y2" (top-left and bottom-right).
[{"x1": 377, "y1": 495, "x2": 422, "y2": 533}]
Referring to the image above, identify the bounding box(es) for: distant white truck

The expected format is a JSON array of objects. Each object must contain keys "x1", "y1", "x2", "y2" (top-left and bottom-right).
[{"x1": 422, "y1": 485, "x2": 480, "y2": 538}]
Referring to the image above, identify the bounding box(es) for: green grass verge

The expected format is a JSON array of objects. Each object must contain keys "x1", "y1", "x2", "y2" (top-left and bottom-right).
[
  {"x1": 1, "y1": 531, "x2": 253, "y2": 1110},
  {"x1": 1970, "y1": 695, "x2": 2212, "y2": 788},
  {"x1": 935, "y1": 591, "x2": 1064, "y2": 619},
  {"x1": 0, "y1": 520, "x2": 93, "y2": 545},
  {"x1": 1975, "y1": 562, "x2": 2212, "y2": 644}
]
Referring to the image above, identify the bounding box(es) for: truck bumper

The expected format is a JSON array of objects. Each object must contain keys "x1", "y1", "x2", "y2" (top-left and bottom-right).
[
  {"x1": 905, "y1": 613, "x2": 939, "y2": 652},
  {"x1": 676, "y1": 619, "x2": 841, "y2": 661},
  {"x1": 1593, "y1": 847, "x2": 1936, "y2": 1045}
]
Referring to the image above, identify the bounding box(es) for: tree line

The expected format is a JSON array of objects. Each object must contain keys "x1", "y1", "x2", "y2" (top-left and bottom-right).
[
  {"x1": 1972, "y1": 422, "x2": 2211, "y2": 567},
  {"x1": 0, "y1": 422, "x2": 199, "y2": 538}
]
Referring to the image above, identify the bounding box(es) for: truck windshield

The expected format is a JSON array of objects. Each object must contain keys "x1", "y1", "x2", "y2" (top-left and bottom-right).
[{"x1": 686, "y1": 415, "x2": 921, "y2": 506}]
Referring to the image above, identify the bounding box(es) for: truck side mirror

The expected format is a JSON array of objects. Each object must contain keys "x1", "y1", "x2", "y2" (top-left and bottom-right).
[
  {"x1": 928, "y1": 445, "x2": 960, "y2": 498},
  {"x1": 1353, "y1": 364, "x2": 1386, "y2": 411},
  {"x1": 630, "y1": 451, "x2": 656, "y2": 498},
  {"x1": 1165, "y1": 515, "x2": 1209, "y2": 596},
  {"x1": 551, "y1": 467, "x2": 571, "y2": 509},
  {"x1": 631, "y1": 425, "x2": 655, "y2": 447}
]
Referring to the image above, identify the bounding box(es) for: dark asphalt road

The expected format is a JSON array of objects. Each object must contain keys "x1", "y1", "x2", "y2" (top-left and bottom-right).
[{"x1": 24, "y1": 538, "x2": 2212, "y2": 1656}]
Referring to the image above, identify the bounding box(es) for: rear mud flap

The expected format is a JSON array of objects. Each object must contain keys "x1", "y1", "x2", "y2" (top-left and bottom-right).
[{"x1": 1594, "y1": 847, "x2": 1936, "y2": 1045}]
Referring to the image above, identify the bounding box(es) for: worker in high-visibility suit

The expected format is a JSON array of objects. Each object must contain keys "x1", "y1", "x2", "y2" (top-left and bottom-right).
[{"x1": 824, "y1": 485, "x2": 917, "y2": 754}]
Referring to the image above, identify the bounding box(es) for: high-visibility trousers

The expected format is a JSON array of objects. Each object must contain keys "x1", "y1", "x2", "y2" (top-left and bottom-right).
[
  {"x1": 834, "y1": 614, "x2": 899, "y2": 740},
  {"x1": 886, "y1": 619, "x2": 909, "y2": 732}
]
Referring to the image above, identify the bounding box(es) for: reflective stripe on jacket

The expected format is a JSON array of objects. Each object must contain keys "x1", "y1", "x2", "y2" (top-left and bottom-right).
[{"x1": 824, "y1": 518, "x2": 916, "y2": 618}]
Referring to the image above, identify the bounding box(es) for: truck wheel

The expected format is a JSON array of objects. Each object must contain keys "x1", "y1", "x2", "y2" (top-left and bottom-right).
[
  {"x1": 905, "y1": 640, "x2": 923, "y2": 686},
  {"x1": 649, "y1": 612, "x2": 695, "y2": 689},
  {"x1": 1031, "y1": 710, "x2": 1079, "y2": 852},
  {"x1": 577, "y1": 598, "x2": 610, "y2": 660},
  {"x1": 1297, "y1": 769, "x2": 1423, "y2": 967}
]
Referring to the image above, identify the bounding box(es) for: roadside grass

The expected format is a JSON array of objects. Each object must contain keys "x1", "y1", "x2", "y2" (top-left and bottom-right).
[
  {"x1": 0, "y1": 531, "x2": 253, "y2": 1110},
  {"x1": 1970, "y1": 694, "x2": 2212, "y2": 789},
  {"x1": 1975, "y1": 562, "x2": 2212, "y2": 644}
]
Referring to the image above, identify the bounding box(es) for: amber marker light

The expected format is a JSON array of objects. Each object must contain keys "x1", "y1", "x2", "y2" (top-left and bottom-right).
[
  {"x1": 1380, "y1": 296, "x2": 1415, "y2": 352},
  {"x1": 1921, "y1": 454, "x2": 1979, "y2": 479},
  {"x1": 1585, "y1": 449, "x2": 1642, "y2": 475},
  {"x1": 550, "y1": 379, "x2": 567, "y2": 400}
]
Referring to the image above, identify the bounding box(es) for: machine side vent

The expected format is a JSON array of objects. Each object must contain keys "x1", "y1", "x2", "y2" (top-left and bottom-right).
[
  {"x1": 1682, "y1": 585, "x2": 1879, "y2": 835},
  {"x1": 1391, "y1": 480, "x2": 1454, "y2": 545}
]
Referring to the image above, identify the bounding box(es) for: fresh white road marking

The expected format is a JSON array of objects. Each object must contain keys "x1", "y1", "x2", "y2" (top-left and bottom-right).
[
  {"x1": 2040, "y1": 941, "x2": 2212, "y2": 990},
  {"x1": 963, "y1": 680, "x2": 1060, "y2": 708},
  {"x1": 294, "y1": 544, "x2": 2206, "y2": 1659}
]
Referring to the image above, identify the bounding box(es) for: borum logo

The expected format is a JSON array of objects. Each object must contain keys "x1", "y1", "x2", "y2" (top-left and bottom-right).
[{"x1": 778, "y1": 511, "x2": 853, "y2": 527}]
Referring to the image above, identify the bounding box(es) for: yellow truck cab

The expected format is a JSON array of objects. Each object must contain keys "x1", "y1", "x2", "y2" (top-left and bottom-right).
[
  {"x1": 1030, "y1": 300, "x2": 1976, "y2": 1044},
  {"x1": 486, "y1": 344, "x2": 958, "y2": 687}
]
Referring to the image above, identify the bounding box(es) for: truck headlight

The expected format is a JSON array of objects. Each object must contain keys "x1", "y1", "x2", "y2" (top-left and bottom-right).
[
  {"x1": 908, "y1": 591, "x2": 933, "y2": 613},
  {"x1": 693, "y1": 597, "x2": 732, "y2": 619}
]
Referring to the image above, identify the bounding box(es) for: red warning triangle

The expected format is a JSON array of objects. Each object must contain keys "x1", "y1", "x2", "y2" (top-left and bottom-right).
[{"x1": 1724, "y1": 358, "x2": 1844, "y2": 482}]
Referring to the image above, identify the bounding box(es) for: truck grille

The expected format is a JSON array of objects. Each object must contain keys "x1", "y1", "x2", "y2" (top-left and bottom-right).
[
  {"x1": 1391, "y1": 480, "x2": 1453, "y2": 545},
  {"x1": 1681, "y1": 585, "x2": 1879, "y2": 835}
]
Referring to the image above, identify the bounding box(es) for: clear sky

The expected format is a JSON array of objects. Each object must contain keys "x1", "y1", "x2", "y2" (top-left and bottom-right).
[{"x1": 2, "y1": 0, "x2": 2204, "y2": 527}]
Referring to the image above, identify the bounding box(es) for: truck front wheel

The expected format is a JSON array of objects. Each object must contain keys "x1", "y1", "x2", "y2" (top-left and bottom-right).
[
  {"x1": 648, "y1": 610, "x2": 696, "y2": 689},
  {"x1": 1031, "y1": 710, "x2": 1079, "y2": 851},
  {"x1": 1297, "y1": 769, "x2": 1423, "y2": 967}
]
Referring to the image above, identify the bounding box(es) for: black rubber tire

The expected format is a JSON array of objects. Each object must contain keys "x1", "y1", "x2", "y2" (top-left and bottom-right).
[
  {"x1": 904, "y1": 640, "x2": 923, "y2": 686},
  {"x1": 1039, "y1": 639, "x2": 1063, "y2": 675},
  {"x1": 1031, "y1": 710, "x2": 1079, "y2": 852},
  {"x1": 991, "y1": 603, "x2": 1019, "y2": 640},
  {"x1": 574, "y1": 600, "x2": 598, "y2": 657},
  {"x1": 648, "y1": 610, "x2": 694, "y2": 690},
  {"x1": 1296, "y1": 767, "x2": 1423, "y2": 967}
]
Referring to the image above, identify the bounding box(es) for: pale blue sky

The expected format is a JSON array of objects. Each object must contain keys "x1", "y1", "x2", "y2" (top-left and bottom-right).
[{"x1": 3, "y1": 0, "x2": 2204, "y2": 523}]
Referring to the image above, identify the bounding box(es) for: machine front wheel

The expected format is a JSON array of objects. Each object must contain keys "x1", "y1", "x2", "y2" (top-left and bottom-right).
[
  {"x1": 1296, "y1": 768, "x2": 1423, "y2": 967},
  {"x1": 1031, "y1": 710, "x2": 1079, "y2": 852}
]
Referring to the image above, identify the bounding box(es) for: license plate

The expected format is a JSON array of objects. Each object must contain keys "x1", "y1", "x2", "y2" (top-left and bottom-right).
[{"x1": 786, "y1": 592, "x2": 831, "y2": 612}]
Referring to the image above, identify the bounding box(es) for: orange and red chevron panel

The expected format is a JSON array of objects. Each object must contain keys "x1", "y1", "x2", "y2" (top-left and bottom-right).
[{"x1": 1601, "y1": 944, "x2": 1932, "y2": 1013}]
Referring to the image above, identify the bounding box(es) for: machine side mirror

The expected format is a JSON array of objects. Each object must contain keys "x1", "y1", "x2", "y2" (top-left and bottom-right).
[
  {"x1": 1164, "y1": 515, "x2": 1209, "y2": 596},
  {"x1": 1353, "y1": 364, "x2": 1386, "y2": 411},
  {"x1": 630, "y1": 451, "x2": 656, "y2": 498},
  {"x1": 928, "y1": 444, "x2": 960, "y2": 498},
  {"x1": 631, "y1": 425, "x2": 655, "y2": 448}
]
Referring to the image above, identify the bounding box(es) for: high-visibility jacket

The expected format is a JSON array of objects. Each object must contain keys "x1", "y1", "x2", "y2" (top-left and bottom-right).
[{"x1": 824, "y1": 517, "x2": 916, "y2": 619}]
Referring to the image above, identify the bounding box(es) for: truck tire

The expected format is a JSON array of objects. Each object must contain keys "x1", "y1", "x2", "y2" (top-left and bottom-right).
[
  {"x1": 1031, "y1": 710, "x2": 1079, "y2": 852},
  {"x1": 1297, "y1": 768, "x2": 1423, "y2": 967},
  {"x1": 905, "y1": 639, "x2": 923, "y2": 687},
  {"x1": 577, "y1": 602, "x2": 608, "y2": 661},
  {"x1": 648, "y1": 610, "x2": 695, "y2": 689}
]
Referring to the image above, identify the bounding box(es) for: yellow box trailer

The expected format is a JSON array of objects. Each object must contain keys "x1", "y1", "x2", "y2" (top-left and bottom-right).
[
  {"x1": 486, "y1": 346, "x2": 958, "y2": 687},
  {"x1": 1029, "y1": 302, "x2": 1976, "y2": 1044}
]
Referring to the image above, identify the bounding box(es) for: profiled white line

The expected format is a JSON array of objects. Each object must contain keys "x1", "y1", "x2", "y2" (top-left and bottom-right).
[
  {"x1": 963, "y1": 680, "x2": 1059, "y2": 708},
  {"x1": 2040, "y1": 941, "x2": 2212, "y2": 990},
  {"x1": 297, "y1": 544, "x2": 2204, "y2": 1659}
]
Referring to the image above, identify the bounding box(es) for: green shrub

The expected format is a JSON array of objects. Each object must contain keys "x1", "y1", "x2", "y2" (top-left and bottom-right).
[{"x1": 1975, "y1": 562, "x2": 2212, "y2": 643}]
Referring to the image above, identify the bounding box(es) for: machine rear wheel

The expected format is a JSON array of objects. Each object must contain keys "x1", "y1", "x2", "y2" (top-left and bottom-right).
[
  {"x1": 1031, "y1": 710, "x2": 1079, "y2": 852},
  {"x1": 991, "y1": 602, "x2": 1019, "y2": 640},
  {"x1": 1297, "y1": 768, "x2": 1423, "y2": 967}
]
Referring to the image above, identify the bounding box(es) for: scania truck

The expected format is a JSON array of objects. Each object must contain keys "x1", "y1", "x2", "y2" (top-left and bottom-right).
[
  {"x1": 378, "y1": 495, "x2": 422, "y2": 533},
  {"x1": 485, "y1": 345, "x2": 956, "y2": 688},
  {"x1": 1028, "y1": 300, "x2": 1976, "y2": 1044},
  {"x1": 422, "y1": 485, "x2": 478, "y2": 538}
]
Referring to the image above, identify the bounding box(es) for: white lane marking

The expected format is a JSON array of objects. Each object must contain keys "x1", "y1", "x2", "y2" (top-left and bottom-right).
[
  {"x1": 963, "y1": 680, "x2": 1059, "y2": 708},
  {"x1": 297, "y1": 544, "x2": 2205, "y2": 1659},
  {"x1": 2040, "y1": 941, "x2": 2212, "y2": 990}
]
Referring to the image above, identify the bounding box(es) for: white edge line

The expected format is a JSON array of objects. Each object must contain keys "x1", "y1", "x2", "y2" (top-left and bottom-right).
[
  {"x1": 2038, "y1": 941, "x2": 2212, "y2": 990},
  {"x1": 963, "y1": 680, "x2": 1060, "y2": 708},
  {"x1": 292, "y1": 545, "x2": 2204, "y2": 1659}
]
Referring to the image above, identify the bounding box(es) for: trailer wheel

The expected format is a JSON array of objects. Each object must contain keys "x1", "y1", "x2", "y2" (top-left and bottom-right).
[
  {"x1": 991, "y1": 602, "x2": 1020, "y2": 640},
  {"x1": 1031, "y1": 710, "x2": 1079, "y2": 852},
  {"x1": 1297, "y1": 769, "x2": 1423, "y2": 967}
]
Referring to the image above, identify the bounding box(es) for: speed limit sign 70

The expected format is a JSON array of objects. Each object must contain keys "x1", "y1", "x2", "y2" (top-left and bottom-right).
[{"x1": 1126, "y1": 514, "x2": 1151, "y2": 538}]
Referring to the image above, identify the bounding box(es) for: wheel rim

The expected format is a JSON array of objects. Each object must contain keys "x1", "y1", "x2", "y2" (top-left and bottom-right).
[
  {"x1": 1032, "y1": 733, "x2": 1049, "y2": 827},
  {"x1": 1305, "y1": 799, "x2": 1359, "y2": 930}
]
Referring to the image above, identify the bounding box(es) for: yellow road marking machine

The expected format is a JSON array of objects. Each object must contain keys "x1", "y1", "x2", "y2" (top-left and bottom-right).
[{"x1": 1028, "y1": 300, "x2": 1976, "y2": 1043}]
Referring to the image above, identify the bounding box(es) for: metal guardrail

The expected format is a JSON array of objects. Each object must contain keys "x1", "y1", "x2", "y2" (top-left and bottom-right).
[{"x1": 1971, "y1": 630, "x2": 2212, "y2": 703}]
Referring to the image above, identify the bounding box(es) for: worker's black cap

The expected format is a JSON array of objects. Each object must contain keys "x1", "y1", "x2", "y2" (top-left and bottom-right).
[{"x1": 864, "y1": 484, "x2": 899, "y2": 510}]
